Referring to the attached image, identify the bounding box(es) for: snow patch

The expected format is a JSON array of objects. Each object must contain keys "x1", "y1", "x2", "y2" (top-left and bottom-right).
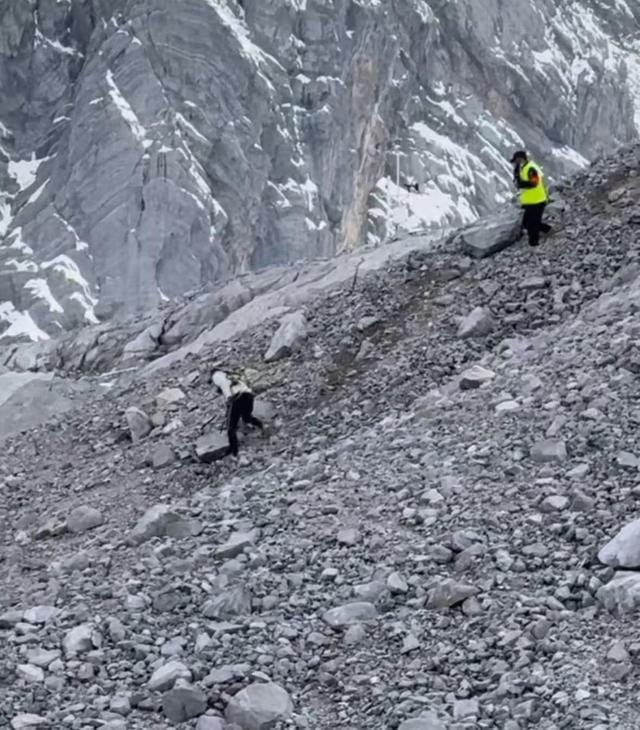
[
  {"x1": 0, "y1": 302, "x2": 50, "y2": 341},
  {"x1": 24, "y1": 278, "x2": 64, "y2": 313},
  {"x1": 106, "y1": 70, "x2": 151, "y2": 149}
]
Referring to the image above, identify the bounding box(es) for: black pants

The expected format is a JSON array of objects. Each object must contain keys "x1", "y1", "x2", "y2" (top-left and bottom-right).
[
  {"x1": 226, "y1": 393, "x2": 263, "y2": 456},
  {"x1": 521, "y1": 203, "x2": 551, "y2": 247}
]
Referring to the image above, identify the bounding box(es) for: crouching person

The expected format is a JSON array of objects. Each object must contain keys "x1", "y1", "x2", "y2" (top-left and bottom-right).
[{"x1": 211, "y1": 367, "x2": 264, "y2": 457}]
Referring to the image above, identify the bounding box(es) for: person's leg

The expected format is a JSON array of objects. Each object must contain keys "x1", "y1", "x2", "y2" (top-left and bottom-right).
[
  {"x1": 240, "y1": 393, "x2": 264, "y2": 430},
  {"x1": 522, "y1": 207, "x2": 537, "y2": 246},
  {"x1": 226, "y1": 396, "x2": 242, "y2": 456}
]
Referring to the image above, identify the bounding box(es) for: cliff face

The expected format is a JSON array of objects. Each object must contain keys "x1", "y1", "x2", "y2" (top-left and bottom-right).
[{"x1": 0, "y1": 0, "x2": 638, "y2": 339}]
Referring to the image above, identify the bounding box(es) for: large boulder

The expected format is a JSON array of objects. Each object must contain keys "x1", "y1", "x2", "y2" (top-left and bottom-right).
[
  {"x1": 455, "y1": 209, "x2": 522, "y2": 258},
  {"x1": 599, "y1": 518, "x2": 640, "y2": 568},
  {"x1": 195, "y1": 431, "x2": 229, "y2": 463},
  {"x1": 596, "y1": 572, "x2": 640, "y2": 614},
  {"x1": 264, "y1": 310, "x2": 307, "y2": 362},
  {"x1": 128, "y1": 505, "x2": 195, "y2": 545},
  {"x1": 225, "y1": 682, "x2": 294, "y2": 730}
]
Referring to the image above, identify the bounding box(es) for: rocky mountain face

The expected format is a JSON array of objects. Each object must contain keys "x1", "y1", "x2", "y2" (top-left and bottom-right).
[
  {"x1": 2, "y1": 143, "x2": 640, "y2": 729},
  {"x1": 0, "y1": 0, "x2": 638, "y2": 342}
]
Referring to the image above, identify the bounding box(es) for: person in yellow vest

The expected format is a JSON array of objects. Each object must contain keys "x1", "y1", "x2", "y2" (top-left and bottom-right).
[{"x1": 510, "y1": 150, "x2": 551, "y2": 247}]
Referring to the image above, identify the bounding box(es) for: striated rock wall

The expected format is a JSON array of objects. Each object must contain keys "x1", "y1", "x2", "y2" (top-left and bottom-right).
[{"x1": 0, "y1": 0, "x2": 638, "y2": 339}]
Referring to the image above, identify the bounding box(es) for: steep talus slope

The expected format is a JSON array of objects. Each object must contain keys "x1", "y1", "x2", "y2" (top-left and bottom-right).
[
  {"x1": 0, "y1": 0, "x2": 638, "y2": 341},
  {"x1": 1, "y1": 146, "x2": 640, "y2": 728}
]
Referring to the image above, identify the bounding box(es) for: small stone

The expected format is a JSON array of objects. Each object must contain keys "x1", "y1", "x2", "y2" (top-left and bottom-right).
[
  {"x1": 387, "y1": 572, "x2": 409, "y2": 594},
  {"x1": 344, "y1": 624, "x2": 366, "y2": 646},
  {"x1": 196, "y1": 717, "x2": 225, "y2": 730},
  {"x1": 607, "y1": 641, "x2": 629, "y2": 662},
  {"x1": 457, "y1": 306, "x2": 494, "y2": 338},
  {"x1": 196, "y1": 431, "x2": 229, "y2": 463},
  {"x1": 398, "y1": 711, "x2": 446, "y2": 729},
  {"x1": 11, "y1": 715, "x2": 50, "y2": 730},
  {"x1": 460, "y1": 364, "x2": 495, "y2": 390},
  {"x1": 541, "y1": 495, "x2": 569, "y2": 512},
  {"x1": 156, "y1": 388, "x2": 186, "y2": 408},
  {"x1": 152, "y1": 444, "x2": 175, "y2": 469},
  {"x1": 26, "y1": 649, "x2": 60, "y2": 668},
  {"x1": 62, "y1": 624, "x2": 94, "y2": 656},
  {"x1": 401, "y1": 634, "x2": 420, "y2": 654},
  {"x1": 66, "y1": 505, "x2": 104, "y2": 534},
  {"x1": 337, "y1": 527, "x2": 360, "y2": 546},
  {"x1": 17, "y1": 664, "x2": 45, "y2": 683},
  {"x1": 496, "y1": 400, "x2": 520, "y2": 414},
  {"x1": 162, "y1": 684, "x2": 208, "y2": 724},
  {"x1": 148, "y1": 661, "x2": 192, "y2": 692},
  {"x1": 107, "y1": 617, "x2": 126, "y2": 642},
  {"x1": 109, "y1": 695, "x2": 131, "y2": 717},
  {"x1": 23, "y1": 606, "x2": 59, "y2": 625},
  {"x1": 0, "y1": 610, "x2": 23, "y2": 628},
  {"x1": 530, "y1": 439, "x2": 567, "y2": 463},
  {"x1": 125, "y1": 406, "x2": 153, "y2": 442},
  {"x1": 202, "y1": 587, "x2": 251, "y2": 619},
  {"x1": 519, "y1": 275, "x2": 547, "y2": 290},
  {"x1": 225, "y1": 682, "x2": 294, "y2": 730},
  {"x1": 323, "y1": 602, "x2": 378, "y2": 628},
  {"x1": 454, "y1": 698, "x2": 479, "y2": 720},
  {"x1": 617, "y1": 451, "x2": 639, "y2": 470},
  {"x1": 426, "y1": 579, "x2": 478, "y2": 609},
  {"x1": 129, "y1": 504, "x2": 195, "y2": 545},
  {"x1": 214, "y1": 530, "x2": 258, "y2": 560}
]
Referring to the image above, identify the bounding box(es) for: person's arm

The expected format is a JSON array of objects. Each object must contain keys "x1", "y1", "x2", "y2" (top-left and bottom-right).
[{"x1": 516, "y1": 166, "x2": 540, "y2": 189}]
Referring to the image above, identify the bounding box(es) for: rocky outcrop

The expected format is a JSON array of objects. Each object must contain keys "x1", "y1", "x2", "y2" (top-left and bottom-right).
[{"x1": 0, "y1": 0, "x2": 638, "y2": 341}]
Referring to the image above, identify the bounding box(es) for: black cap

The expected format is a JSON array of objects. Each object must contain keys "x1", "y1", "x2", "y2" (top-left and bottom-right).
[{"x1": 510, "y1": 150, "x2": 527, "y2": 163}]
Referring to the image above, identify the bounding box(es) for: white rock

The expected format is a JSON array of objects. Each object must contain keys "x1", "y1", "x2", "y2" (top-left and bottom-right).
[
  {"x1": 66, "y1": 505, "x2": 104, "y2": 534},
  {"x1": 459, "y1": 364, "x2": 495, "y2": 390},
  {"x1": 398, "y1": 712, "x2": 446, "y2": 730},
  {"x1": 62, "y1": 624, "x2": 94, "y2": 656},
  {"x1": 17, "y1": 664, "x2": 45, "y2": 683},
  {"x1": 129, "y1": 504, "x2": 194, "y2": 545},
  {"x1": 225, "y1": 682, "x2": 294, "y2": 730},
  {"x1": 26, "y1": 649, "x2": 60, "y2": 668},
  {"x1": 23, "y1": 606, "x2": 59, "y2": 625},
  {"x1": 11, "y1": 715, "x2": 50, "y2": 730},
  {"x1": 156, "y1": 387, "x2": 186, "y2": 408},
  {"x1": 530, "y1": 439, "x2": 567, "y2": 463},
  {"x1": 264, "y1": 310, "x2": 307, "y2": 362},
  {"x1": 125, "y1": 406, "x2": 153, "y2": 442},
  {"x1": 323, "y1": 602, "x2": 378, "y2": 628},
  {"x1": 598, "y1": 517, "x2": 640, "y2": 568},
  {"x1": 596, "y1": 572, "x2": 640, "y2": 614},
  {"x1": 457, "y1": 307, "x2": 494, "y2": 338},
  {"x1": 148, "y1": 661, "x2": 192, "y2": 692}
]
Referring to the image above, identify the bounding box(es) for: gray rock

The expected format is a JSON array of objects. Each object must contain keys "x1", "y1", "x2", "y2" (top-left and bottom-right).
[
  {"x1": 148, "y1": 661, "x2": 192, "y2": 692},
  {"x1": 398, "y1": 712, "x2": 446, "y2": 730},
  {"x1": 616, "y1": 451, "x2": 639, "y2": 469},
  {"x1": 387, "y1": 572, "x2": 409, "y2": 594},
  {"x1": 426, "y1": 579, "x2": 478, "y2": 609},
  {"x1": 457, "y1": 307, "x2": 494, "y2": 338},
  {"x1": 530, "y1": 440, "x2": 567, "y2": 463},
  {"x1": 596, "y1": 572, "x2": 640, "y2": 614},
  {"x1": 599, "y1": 518, "x2": 640, "y2": 568},
  {"x1": 156, "y1": 387, "x2": 186, "y2": 408},
  {"x1": 10, "y1": 715, "x2": 50, "y2": 730},
  {"x1": 214, "y1": 530, "x2": 258, "y2": 560},
  {"x1": 129, "y1": 504, "x2": 195, "y2": 545},
  {"x1": 125, "y1": 406, "x2": 153, "y2": 442},
  {"x1": 196, "y1": 717, "x2": 225, "y2": 730},
  {"x1": 323, "y1": 602, "x2": 378, "y2": 628},
  {"x1": 344, "y1": 624, "x2": 367, "y2": 646},
  {"x1": 203, "y1": 587, "x2": 252, "y2": 620},
  {"x1": 109, "y1": 695, "x2": 132, "y2": 717},
  {"x1": 459, "y1": 364, "x2": 495, "y2": 390},
  {"x1": 225, "y1": 682, "x2": 294, "y2": 730},
  {"x1": 454, "y1": 698, "x2": 479, "y2": 720},
  {"x1": 541, "y1": 495, "x2": 569, "y2": 512},
  {"x1": 17, "y1": 664, "x2": 45, "y2": 683},
  {"x1": 456, "y1": 209, "x2": 522, "y2": 258},
  {"x1": 607, "y1": 641, "x2": 629, "y2": 662},
  {"x1": 264, "y1": 310, "x2": 308, "y2": 362},
  {"x1": 519, "y1": 275, "x2": 547, "y2": 290},
  {"x1": 162, "y1": 684, "x2": 208, "y2": 724},
  {"x1": 196, "y1": 431, "x2": 229, "y2": 463},
  {"x1": 26, "y1": 649, "x2": 60, "y2": 668},
  {"x1": 66, "y1": 505, "x2": 104, "y2": 534},
  {"x1": 337, "y1": 527, "x2": 361, "y2": 546},
  {"x1": 62, "y1": 623, "x2": 94, "y2": 655},
  {"x1": 152, "y1": 444, "x2": 176, "y2": 468},
  {"x1": 23, "y1": 606, "x2": 59, "y2": 625}
]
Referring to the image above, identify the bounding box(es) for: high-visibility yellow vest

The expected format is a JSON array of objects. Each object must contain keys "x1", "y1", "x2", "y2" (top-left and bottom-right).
[{"x1": 519, "y1": 160, "x2": 548, "y2": 206}]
